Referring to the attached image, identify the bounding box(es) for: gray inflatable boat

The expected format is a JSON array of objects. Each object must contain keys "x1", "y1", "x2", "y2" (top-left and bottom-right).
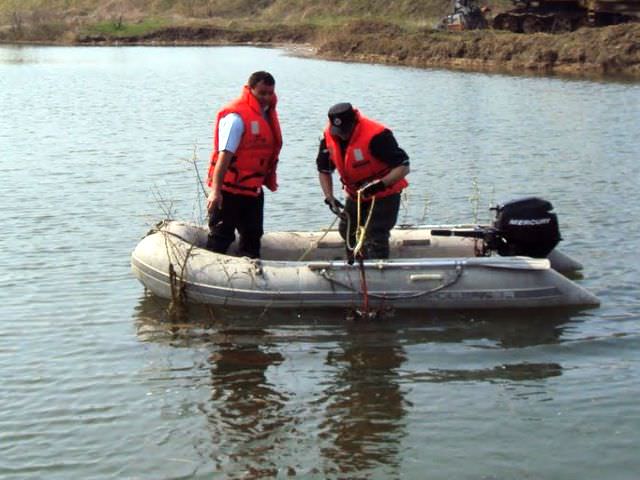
[{"x1": 131, "y1": 219, "x2": 599, "y2": 310}]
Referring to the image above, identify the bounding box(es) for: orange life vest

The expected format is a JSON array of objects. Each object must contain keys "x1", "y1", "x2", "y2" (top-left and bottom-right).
[
  {"x1": 323, "y1": 110, "x2": 408, "y2": 199},
  {"x1": 207, "y1": 85, "x2": 282, "y2": 196}
]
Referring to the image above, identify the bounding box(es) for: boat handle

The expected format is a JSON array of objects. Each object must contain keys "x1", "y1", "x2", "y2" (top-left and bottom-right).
[{"x1": 409, "y1": 273, "x2": 444, "y2": 282}]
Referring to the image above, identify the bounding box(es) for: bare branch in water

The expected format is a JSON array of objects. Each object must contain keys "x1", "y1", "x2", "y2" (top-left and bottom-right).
[
  {"x1": 487, "y1": 185, "x2": 496, "y2": 224},
  {"x1": 400, "y1": 190, "x2": 411, "y2": 225},
  {"x1": 419, "y1": 192, "x2": 431, "y2": 224},
  {"x1": 151, "y1": 184, "x2": 176, "y2": 220},
  {"x1": 469, "y1": 176, "x2": 480, "y2": 224},
  {"x1": 177, "y1": 143, "x2": 210, "y2": 224}
]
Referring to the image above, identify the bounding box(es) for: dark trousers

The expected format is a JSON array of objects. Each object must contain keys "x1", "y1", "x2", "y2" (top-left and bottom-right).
[
  {"x1": 339, "y1": 192, "x2": 401, "y2": 260},
  {"x1": 206, "y1": 190, "x2": 264, "y2": 258}
]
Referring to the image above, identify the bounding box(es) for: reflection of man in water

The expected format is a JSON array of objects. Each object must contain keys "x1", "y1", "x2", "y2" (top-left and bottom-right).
[
  {"x1": 318, "y1": 326, "x2": 408, "y2": 477},
  {"x1": 206, "y1": 331, "x2": 287, "y2": 476}
]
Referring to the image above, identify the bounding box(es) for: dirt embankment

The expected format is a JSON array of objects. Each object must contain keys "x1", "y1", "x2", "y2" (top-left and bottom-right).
[
  {"x1": 75, "y1": 23, "x2": 317, "y2": 46},
  {"x1": 71, "y1": 20, "x2": 640, "y2": 79},
  {"x1": 314, "y1": 20, "x2": 640, "y2": 79}
]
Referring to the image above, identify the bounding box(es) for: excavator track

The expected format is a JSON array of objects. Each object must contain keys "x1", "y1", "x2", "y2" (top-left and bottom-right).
[
  {"x1": 493, "y1": 11, "x2": 582, "y2": 32},
  {"x1": 491, "y1": 0, "x2": 640, "y2": 33}
]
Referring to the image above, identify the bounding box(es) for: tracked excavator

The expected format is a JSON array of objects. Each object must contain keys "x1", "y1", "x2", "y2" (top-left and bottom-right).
[
  {"x1": 437, "y1": 0, "x2": 640, "y2": 32},
  {"x1": 493, "y1": 0, "x2": 640, "y2": 33}
]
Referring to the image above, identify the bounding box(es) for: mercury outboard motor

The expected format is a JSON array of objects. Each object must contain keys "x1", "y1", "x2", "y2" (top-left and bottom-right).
[
  {"x1": 431, "y1": 196, "x2": 561, "y2": 258},
  {"x1": 491, "y1": 197, "x2": 561, "y2": 258}
]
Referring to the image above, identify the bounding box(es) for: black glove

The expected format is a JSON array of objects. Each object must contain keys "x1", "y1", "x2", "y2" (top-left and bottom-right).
[
  {"x1": 324, "y1": 198, "x2": 344, "y2": 216},
  {"x1": 359, "y1": 179, "x2": 386, "y2": 198}
]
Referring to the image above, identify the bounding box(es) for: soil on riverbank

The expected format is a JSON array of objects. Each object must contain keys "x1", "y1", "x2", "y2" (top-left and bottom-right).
[
  {"x1": 315, "y1": 20, "x2": 640, "y2": 79},
  {"x1": 2, "y1": 18, "x2": 639, "y2": 79}
]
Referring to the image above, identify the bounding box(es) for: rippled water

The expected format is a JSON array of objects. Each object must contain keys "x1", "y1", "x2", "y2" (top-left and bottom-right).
[{"x1": 1, "y1": 45, "x2": 639, "y2": 479}]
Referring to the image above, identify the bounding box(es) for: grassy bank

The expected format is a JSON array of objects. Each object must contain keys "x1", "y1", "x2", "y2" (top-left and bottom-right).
[
  {"x1": 0, "y1": 0, "x2": 507, "y2": 41},
  {"x1": 1, "y1": 0, "x2": 638, "y2": 79}
]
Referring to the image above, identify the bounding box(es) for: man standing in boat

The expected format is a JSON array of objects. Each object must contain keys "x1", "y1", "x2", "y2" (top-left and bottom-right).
[
  {"x1": 317, "y1": 103, "x2": 410, "y2": 262},
  {"x1": 206, "y1": 71, "x2": 282, "y2": 258}
]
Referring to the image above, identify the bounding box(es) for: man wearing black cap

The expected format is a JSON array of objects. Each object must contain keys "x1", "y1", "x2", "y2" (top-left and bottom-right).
[{"x1": 317, "y1": 103, "x2": 410, "y2": 262}]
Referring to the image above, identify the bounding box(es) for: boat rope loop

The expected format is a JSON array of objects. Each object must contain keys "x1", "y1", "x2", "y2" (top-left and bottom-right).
[
  {"x1": 337, "y1": 190, "x2": 377, "y2": 313},
  {"x1": 349, "y1": 190, "x2": 377, "y2": 313},
  {"x1": 347, "y1": 190, "x2": 376, "y2": 259},
  {"x1": 318, "y1": 263, "x2": 464, "y2": 301}
]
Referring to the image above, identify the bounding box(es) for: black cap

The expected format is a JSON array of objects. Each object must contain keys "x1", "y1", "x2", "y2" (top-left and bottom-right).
[{"x1": 328, "y1": 102, "x2": 356, "y2": 136}]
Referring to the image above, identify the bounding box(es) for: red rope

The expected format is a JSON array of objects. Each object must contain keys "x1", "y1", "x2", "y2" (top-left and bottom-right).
[{"x1": 357, "y1": 256, "x2": 369, "y2": 314}]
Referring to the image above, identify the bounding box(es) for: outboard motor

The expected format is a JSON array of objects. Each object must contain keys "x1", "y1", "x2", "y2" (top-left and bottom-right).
[
  {"x1": 431, "y1": 196, "x2": 562, "y2": 258},
  {"x1": 491, "y1": 197, "x2": 561, "y2": 258}
]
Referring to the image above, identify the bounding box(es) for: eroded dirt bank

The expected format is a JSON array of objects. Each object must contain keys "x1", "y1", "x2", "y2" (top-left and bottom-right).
[{"x1": 314, "y1": 21, "x2": 640, "y2": 79}]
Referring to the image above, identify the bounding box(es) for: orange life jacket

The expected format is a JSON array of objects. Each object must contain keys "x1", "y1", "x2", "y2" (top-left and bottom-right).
[
  {"x1": 323, "y1": 110, "x2": 408, "y2": 199},
  {"x1": 207, "y1": 85, "x2": 282, "y2": 196}
]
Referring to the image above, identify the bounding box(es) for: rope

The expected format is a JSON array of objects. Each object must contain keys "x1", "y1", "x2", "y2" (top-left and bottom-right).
[
  {"x1": 297, "y1": 214, "x2": 339, "y2": 262},
  {"x1": 318, "y1": 263, "x2": 464, "y2": 301},
  {"x1": 298, "y1": 189, "x2": 375, "y2": 263},
  {"x1": 358, "y1": 257, "x2": 370, "y2": 312},
  {"x1": 350, "y1": 190, "x2": 377, "y2": 314},
  {"x1": 347, "y1": 190, "x2": 376, "y2": 258}
]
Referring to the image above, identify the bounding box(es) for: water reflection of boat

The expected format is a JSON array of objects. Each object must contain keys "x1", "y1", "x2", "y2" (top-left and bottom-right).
[
  {"x1": 133, "y1": 294, "x2": 575, "y2": 350},
  {"x1": 133, "y1": 295, "x2": 410, "y2": 477},
  {"x1": 131, "y1": 220, "x2": 599, "y2": 311},
  {"x1": 132, "y1": 295, "x2": 574, "y2": 476},
  {"x1": 134, "y1": 295, "x2": 291, "y2": 476}
]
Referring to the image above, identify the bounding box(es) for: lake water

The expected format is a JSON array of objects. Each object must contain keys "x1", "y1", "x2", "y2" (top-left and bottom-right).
[{"x1": 1, "y1": 45, "x2": 639, "y2": 479}]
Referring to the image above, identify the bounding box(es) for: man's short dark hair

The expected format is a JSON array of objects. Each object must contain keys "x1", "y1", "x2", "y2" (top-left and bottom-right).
[{"x1": 248, "y1": 71, "x2": 275, "y2": 88}]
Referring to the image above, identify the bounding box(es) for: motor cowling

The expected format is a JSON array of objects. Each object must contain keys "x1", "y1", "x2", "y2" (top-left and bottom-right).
[{"x1": 492, "y1": 197, "x2": 561, "y2": 258}]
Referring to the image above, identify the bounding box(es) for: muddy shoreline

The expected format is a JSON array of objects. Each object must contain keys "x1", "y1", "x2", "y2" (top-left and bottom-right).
[
  {"x1": 314, "y1": 22, "x2": 640, "y2": 80},
  {"x1": 5, "y1": 21, "x2": 640, "y2": 80}
]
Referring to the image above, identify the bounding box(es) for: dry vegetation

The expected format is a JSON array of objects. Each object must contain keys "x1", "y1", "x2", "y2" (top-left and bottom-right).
[{"x1": 1, "y1": 0, "x2": 638, "y2": 79}]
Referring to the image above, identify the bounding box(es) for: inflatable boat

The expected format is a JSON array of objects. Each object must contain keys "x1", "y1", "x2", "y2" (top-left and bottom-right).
[{"x1": 130, "y1": 198, "x2": 599, "y2": 310}]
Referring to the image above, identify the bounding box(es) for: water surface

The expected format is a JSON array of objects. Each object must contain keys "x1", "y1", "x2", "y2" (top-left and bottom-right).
[{"x1": 1, "y1": 45, "x2": 639, "y2": 479}]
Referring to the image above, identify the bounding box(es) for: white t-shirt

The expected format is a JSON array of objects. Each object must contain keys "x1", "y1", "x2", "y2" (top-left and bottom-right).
[{"x1": 217, "y1": 113, "x2": 244, "y2": 153}]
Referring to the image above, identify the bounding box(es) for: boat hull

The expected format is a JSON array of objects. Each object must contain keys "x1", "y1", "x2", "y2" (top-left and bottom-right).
[{"x1": 131, "y1": 221, "x2": 599, "y2": 310}]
